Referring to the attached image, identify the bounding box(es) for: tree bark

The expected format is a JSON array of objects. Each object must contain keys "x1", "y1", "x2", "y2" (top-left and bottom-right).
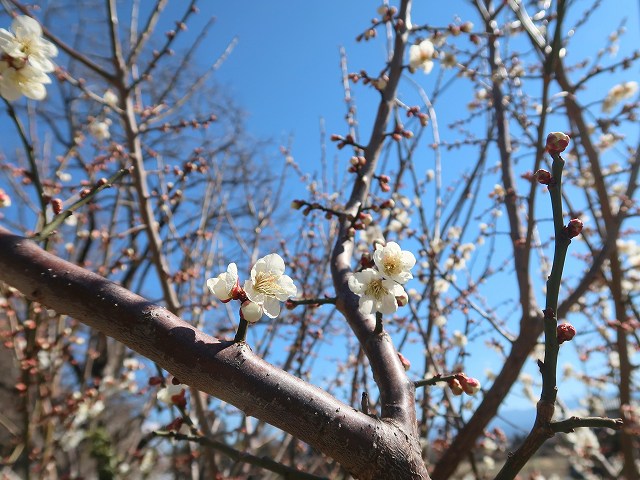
[{"x1": 0, "y1": 227, "x2": 429, "y2": 479}]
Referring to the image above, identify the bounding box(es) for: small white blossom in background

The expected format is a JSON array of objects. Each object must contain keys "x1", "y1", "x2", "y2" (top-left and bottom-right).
[
  {"x1": 388, "y1": 209, "x2": 411, "y2": 233},
  {"x1": 103, "y1": 88, "x2": 118, "y2": 107},
  {"x1": 207, "y1": 263, "x2": 239, "y2": 302},
  {"x1": 434, "y1": 315, "x2": 447, "y2": 327},
  {"x1": 596, "y1": 132, "x2": 620, "y2": 151},
  {"x1": 409, "y1": 39, "x2": 436, "y2": 74},
  {"x1": 157, "y1": 383, "x2": 186, "y2": 406},
  {"x1": 602, "y1": 81, "x2": 638, "y2": 113},
  {"x1": 452, "y1": 330, "x2": 468, "y2": 347},
  {"x1": 88, "y1": 118, "x2": 112, "y2": 142},
  {"x1": 425, "y1": 169, "x2": 435, "y2": 182},
  {"x1": 0, "y1": 188, "x2": 11, "y2": 208},
  {"x1": 348, "y1": 268, "x2": 407, "y2": 315},
  {"x1": 0, "y1": 16, "x2": 58, "y2": 101},
  {"x1": 440, "y1": 52, "x2": 457, "y2": 69},
  {"x1": 373, "y1": 242, "x2": 416, "y2": 284},
  {"x1": 244, "y1": 253, "x2": 297, "y2": 318}
]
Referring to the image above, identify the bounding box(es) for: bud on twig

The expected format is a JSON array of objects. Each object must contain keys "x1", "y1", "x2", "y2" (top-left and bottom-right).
[
  {"x1": 397, "y1": 352, "x2": 411, "y2": 371},
  {"x1": 51, "y1": 198, "x2": 63, "y2": 215},
  {"x1": 448, "y1": 378, "x2": 464, "y2": 396},
  {"x1": 545, "y1": 132, "x2": 570, "y2": 154},
  {"x1": 557, "y1": 322, "x2": 576, "y2": 344},
  {"x1": 564, "y1": 218, "x2": 583, "y2": 238},
  {"x1": 534, "y1": 169, "x2": 552, "y2": 185}
]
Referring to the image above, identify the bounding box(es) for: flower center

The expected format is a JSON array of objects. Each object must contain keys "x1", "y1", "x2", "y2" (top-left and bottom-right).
[
  {"x1": 382, "y1": 254, "x2": 401, "y2": 276},
  {"x1": 253, "y1": 273, "x2": 285, "y2": 297},
  {"x1": 364, "y1": 279, "x2": 388, "y2": 299}
]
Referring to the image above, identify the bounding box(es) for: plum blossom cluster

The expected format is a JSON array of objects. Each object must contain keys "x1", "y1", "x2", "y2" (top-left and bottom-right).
[
  {"x1": 207, "y1": 253, "x2": 297, "y2": 323},
  {"x1": 409, "y1": 39, "x2": 436, "y2": 74},
  {"x1": 0, "y1": 16, "x2": 58, "y2": 101},
  {"x1": 602, "y1": 81, "x2": 638, "y2": 113},
  {"x1": 348, "y1": 242, "x2": 416, "y2": 315},
  {"x1": 448, "y1": 373, "x2": 481, "y2": 396}
]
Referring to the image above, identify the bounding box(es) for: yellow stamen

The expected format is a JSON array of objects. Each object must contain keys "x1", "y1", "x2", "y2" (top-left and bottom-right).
[
  {"x1": 365, "y1": 279, "x2": 389, "y2": 299},
  {"x1": 254, "y1": 273, "x2": 286, "y2": 297}
]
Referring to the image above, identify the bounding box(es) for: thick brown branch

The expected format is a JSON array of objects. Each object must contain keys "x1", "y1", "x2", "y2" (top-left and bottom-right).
[{"x1": 0, "y1": 227, "x2": 426, "y2": 479}]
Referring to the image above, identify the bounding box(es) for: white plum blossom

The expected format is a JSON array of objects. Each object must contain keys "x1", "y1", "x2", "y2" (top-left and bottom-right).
[
  {"x1": 206, "y1": 263, "x2": 239, "y2": 302},
  {"x1": 409, "y1": 39, "x2": 435, "y2": 74},
  {"x1": 0, "y1": 62, "x2": 51, "y2": 100},
  {"x1": 103, "y1": 89, "x2": 118, "y2": 107},
  {"x1": 244, "y1": 253, "x2": 297, "y2": 318},
  {"x1": 0, "y1": 188, "x2": 11, "y2": 208},
  {"x1": 373, "y1": 242, "x2": 416, "y2": 284},
  {"x1": 434, "y1": 315, "x2": 447, "y2": 327},
  {"x1": 602, "y1": 81, "x2": 638, "y2": 113},
  {"x1": 157, "y1": 384, "x2": 186, "y2": 405},
  {"x1": 0, "y1": 16, "x2": 58, "y2": 101},
  {"x1": 452, "y1": 330, "x2": 468, "y2": 347},
  {"x1": 88, "y1": 118, "x2": 112, "y2": 141},
  {"x1": 348, "y1": 268, "x2": 407, "y2": 315},
  {"x1": 0, "y1": 16, "x2": 58, "y2": 72},
  {"x1": 240, "y1": 300, "x2": 263, "y2": 323}
]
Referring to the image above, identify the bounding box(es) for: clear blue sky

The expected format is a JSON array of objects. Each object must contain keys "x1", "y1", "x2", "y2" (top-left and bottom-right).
[
  {"x1": 179, "y1": 1, "x2": 640, "y2": 413},
  {"x1": 2, "y1": 0, "x2": 637, "y2": 418}
]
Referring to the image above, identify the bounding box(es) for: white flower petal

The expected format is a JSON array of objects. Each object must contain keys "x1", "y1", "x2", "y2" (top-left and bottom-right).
[
  {"x1": 379, "y1": 294, "x2": 398, "y2": 314},
  {"x1": 358, "y1": 297, "x2": 375, "y2": 315},
  {"x1": 241, "y1": 301, "x2": 263, "y2": 323},
  {"x1": 262, "y1": 296, "x2": 281, "y2": 318},
  {"x1": 13, "y1": 16, "x2": 43, "y2": 39}
]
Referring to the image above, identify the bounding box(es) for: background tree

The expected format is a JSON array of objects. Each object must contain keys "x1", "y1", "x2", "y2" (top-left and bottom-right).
[{"x1": 0, "y1": 0, "x2": 638, "y2": 479}]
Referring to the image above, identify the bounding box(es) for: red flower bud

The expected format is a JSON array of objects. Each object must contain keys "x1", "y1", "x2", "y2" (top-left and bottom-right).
[
  {"x1": 545, "y1": 132, "x2": 570, "y2": 154},
  {"x1": 448, "y1": 378, "x2": 464, "y2": 396},
  {"x1": 534, "y1": 169, "x2": 552, "y2": 185},
  {"x1": 557, "y1": 322, "x2": 576, "y2": 344},
  {"x1": 565, "y1": 218, "x2": 583, "y2": 238},
  {"x1": 51, "y1": 198, "x2": 63, "y2": 215}
]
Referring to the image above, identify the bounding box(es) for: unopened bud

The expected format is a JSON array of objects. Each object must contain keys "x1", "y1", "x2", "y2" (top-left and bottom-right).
[
  {"x1": 51, "y1": 198, "x2": 63, "y2": 215},
  {"x1": 534, "y1": 169, "x2": 552, "y2": 185},
  {"x1": 396, "y1": 291, "x2": 408, "y2": 307},
  {"x1": 397, "y1": 352, "x2": 411, "y2": 371},
  {"x1": 565, "y1": 218, "x2": 583, "y2": 238},
  {"x1": 460, "y1": 375, "x2": 481, "y2": 395},
  {"x1": 291, "y1": 200, "x2": 304, "y2": 210},
  {"x1": 545, "y1": 132, "x2": 570, "y2": 154},
  {"x1": 448, "y1": 378, "x2": 464, "y2": 396},
  {"x1": 359, "y1": 212, "x2": 373, "y2": 225},
  {"x1": 460, "y1": 21, "x2": 474, "y2": 33},
  {"x1": 380, "y1": 198, "x2": 395, "y2": 209},
  {"x1": 557, "y1": 322, "x2": 576, "y2": 344}
]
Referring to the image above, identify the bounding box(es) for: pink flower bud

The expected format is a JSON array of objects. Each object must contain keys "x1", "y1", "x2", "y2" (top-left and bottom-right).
[
  {"x1": 557, "y1": 323, "x2": 576, "y2": 344},
  {"x1": 396, "y1": 291, "x2": 409, "y2": 307},
  {"x1": 565, "y1": 218, "x2": 583, "y2": 238},
  {"x1": 545, "y1": 132, "x2": 570, "y2": 154},
  {"x1": 460, "y1": 376, "x2": 481, "y2": 395},
  {"x1": 359, "y1": 212, "x2": 373, "y2": 225},
  {"x1": 534, "y1": 169, "x2": 552, "y2": 185},
  {"x1": 397, "y1": 352, "x2": 411, "y2": 371},
  {"x1": 51, "y1": 198, "x2": 63, "y2": 215},
  {"x1": 448, "y1": 378, "x2": 464, "y2": 396}
]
